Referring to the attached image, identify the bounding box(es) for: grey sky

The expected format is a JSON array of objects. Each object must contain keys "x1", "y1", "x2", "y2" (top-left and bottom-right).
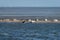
[{"x1": 0, "y1": 0, "x2": 60, "y2": 7}]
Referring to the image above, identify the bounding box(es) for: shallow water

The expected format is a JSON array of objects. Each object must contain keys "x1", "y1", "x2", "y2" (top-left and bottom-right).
[{"x1": 0, "y1": 22, "x2": 60, "y2": 40}]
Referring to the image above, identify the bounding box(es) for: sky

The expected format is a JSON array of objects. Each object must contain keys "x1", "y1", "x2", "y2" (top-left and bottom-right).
[{"x1": 0, "y1": 0, "x2": 60, "y2": 7}]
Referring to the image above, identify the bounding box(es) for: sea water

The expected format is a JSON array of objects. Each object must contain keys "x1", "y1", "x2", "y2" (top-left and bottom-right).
[
  {"x1": 0, "y1": 7, "x2": 60, "y2": 16},
  {"x1": 0, "y1": 22, "x2": 60, "y2": 40},
  {"x1": 0, "y1": 7, "x2": 60, "y2": 40}
]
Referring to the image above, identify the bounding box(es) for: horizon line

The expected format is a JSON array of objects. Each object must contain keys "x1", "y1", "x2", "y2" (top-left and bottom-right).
[{"x1": 0, "y1": 6, "x2": 60, "y2": 7}]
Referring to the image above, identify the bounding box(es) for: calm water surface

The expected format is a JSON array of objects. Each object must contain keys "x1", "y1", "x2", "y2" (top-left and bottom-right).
[
  {"x1": 0, "y1": 7, "x2": 60, "y2": 16},
  {"x1": 0, "y1": 22, "x2": 60, "y2": 40}
]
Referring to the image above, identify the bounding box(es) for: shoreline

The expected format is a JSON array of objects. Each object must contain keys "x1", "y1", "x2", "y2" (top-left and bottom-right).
[
  {"x1": 0, "y1": 19, "x2": 60, "y2": 23},
  {"x1": 0, "y1": 21, "x2": 60, "y2": 23},
  {"x1": 0, "y1": 16, "x2": 60, "y2": 23}
]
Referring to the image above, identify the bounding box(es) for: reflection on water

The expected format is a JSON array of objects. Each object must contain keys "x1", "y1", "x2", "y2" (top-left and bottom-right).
[{"x1": 0, "y1": 22, "x2": 60, "y2": 40}]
